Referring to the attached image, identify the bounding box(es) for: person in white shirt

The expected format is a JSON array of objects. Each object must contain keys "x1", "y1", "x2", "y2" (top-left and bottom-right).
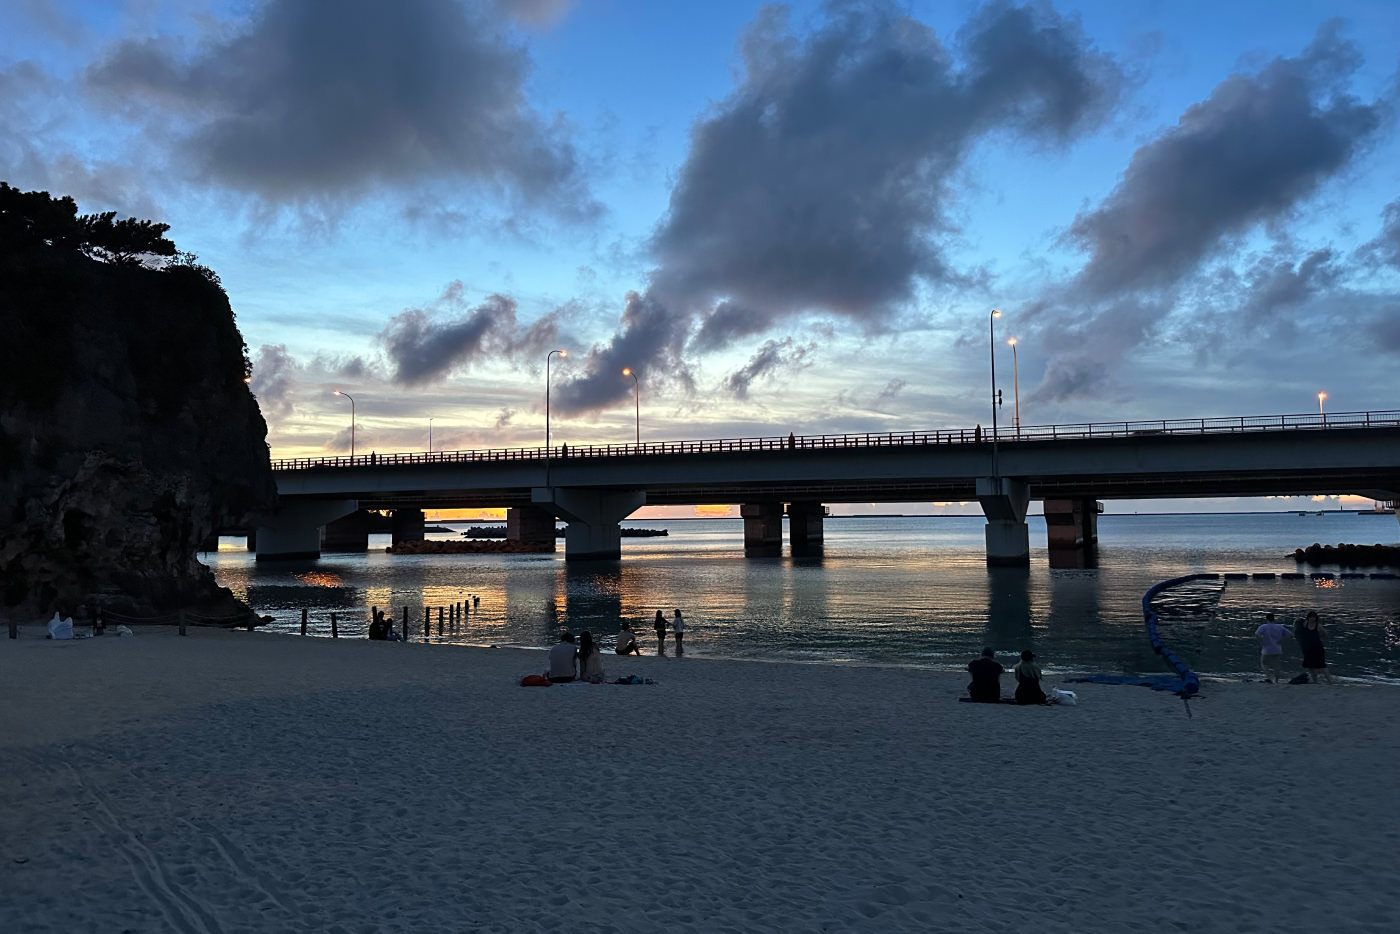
[
  {"x1": 1255, "y1": 613, "x2": 1291, "y2": 683},
  {"x1": 547, "y1": 631, "x2": 578, "y2": 683},
  {"x1": 672, "y1": 609, "x2": 685, "y2": 655},
  {"x1": 615, "y1": 621, "x2": 641, "y2": 655}
]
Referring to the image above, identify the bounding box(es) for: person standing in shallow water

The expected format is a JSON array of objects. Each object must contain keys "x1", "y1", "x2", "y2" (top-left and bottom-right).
[
  {"x1": 1295, "y1": 611, "x2": 1335, "y2": 683},
  {"x1": 654, "y1": 610, "x2": 667, "y2": 656},
  {"x1": 672, "y1": 609, "x2": 685, "y2": 655},
  {"x1": 1255, "y1": 612, "x2": 1291, "y2": 683}
]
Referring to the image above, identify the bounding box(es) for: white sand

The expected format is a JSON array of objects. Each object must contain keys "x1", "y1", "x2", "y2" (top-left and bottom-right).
[{"x1": 2, "y1": 626, "x2": 1396, "y2": 934}]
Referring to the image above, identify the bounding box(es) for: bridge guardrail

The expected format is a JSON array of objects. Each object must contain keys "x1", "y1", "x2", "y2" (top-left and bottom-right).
[{"x1": 270, "y1": 409, "x2": 1400, "y2": 471}]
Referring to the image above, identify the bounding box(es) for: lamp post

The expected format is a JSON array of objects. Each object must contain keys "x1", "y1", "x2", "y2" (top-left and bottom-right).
[
  {"x1": 1317, "y1": 391, "x2": 1327, "y2": 422},
  {"x1": 428, "y1": 417, "x2": 435, "y2": 454},
  {"x1": 989, "y1": 309, "x2": 1002, "y2": 474},
  {"x1": 1008, "y1": 337, "x2": 1020, "y2": 435},
  {"x1": 622, "y1": 368, "x2": 639, "y2": 445},
  {"x1": 546, "y1": 349, "x2": 567, "y2": 453},
  {"x1": 333, "y1": 389, "x2": 355, "y2": 458}
]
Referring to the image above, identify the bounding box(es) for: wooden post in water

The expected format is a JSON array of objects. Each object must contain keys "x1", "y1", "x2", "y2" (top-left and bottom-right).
[
  {"x1": 7, "y1": 618, "x2": 16, "y2": 639},
  {"x1": 401, "y1": 606, "x2": 408, "y2": 642},
  {"x1": 422, "y1": 606, "x2": 428, "y2": 640},
  {"x1": 300, "y1": 608, "x2": 308, "y2": 636},
  {"x1": 437, "y1": 606, "x2": 444, "y2": 636},
  {"x1": 331, "y1": 612, "x2": 339, "y2": 638},
  {"x1": 178, "y1": 609, "x2": 187, "y2": 637}
]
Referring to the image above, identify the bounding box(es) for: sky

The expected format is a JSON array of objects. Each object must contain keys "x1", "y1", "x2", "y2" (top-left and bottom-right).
[{"x1": 3, "y1": 0, "x2": 1398, "y2": 517}]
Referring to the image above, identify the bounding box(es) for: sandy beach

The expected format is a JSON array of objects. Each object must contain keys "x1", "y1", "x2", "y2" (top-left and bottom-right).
[{"x1": 2, "y1": 626, "x2": 1396, "y2": 933}]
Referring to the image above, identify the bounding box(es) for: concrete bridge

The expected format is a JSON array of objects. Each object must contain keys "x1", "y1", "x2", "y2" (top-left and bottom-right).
[{"x1": 253, "y1": 410, "x2": 1400, "y2": 566}]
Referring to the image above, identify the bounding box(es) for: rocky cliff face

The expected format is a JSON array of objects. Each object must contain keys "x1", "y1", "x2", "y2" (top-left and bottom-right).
[{"x1": 0, "y1": 245, "x2": 276, "y2": 621}]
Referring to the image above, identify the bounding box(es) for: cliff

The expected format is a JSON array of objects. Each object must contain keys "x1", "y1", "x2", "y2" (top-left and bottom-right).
[{"x1": 0, "y1": 186, "x2": 277, "y2": 621}]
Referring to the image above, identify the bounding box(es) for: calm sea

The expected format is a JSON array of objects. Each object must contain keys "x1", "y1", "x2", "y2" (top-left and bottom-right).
[{"x1": 201, "y1": 513, "x2": 1400, "y2": 683}]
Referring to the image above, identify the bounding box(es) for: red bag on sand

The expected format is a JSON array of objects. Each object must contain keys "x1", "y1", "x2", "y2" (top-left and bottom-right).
[{"x1": 519, "y1": 674, "x2": 551, "y2": 687}]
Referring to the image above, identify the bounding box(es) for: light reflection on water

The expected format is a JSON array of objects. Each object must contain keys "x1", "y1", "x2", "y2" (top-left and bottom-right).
[{"x1": 203, "y1": 514, "x2": 1400, "y2": 681}]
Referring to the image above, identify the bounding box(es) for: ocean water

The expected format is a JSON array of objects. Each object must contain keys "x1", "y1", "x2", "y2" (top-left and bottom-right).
[{"x1": 201, "y1": 513, "x2": 1400, "y2": 682}]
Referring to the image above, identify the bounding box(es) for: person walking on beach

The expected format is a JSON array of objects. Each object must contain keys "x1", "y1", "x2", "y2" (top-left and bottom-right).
[
  {"x1": 547, "y1": 631, "x2": 578, "y2": 683},
  {"x1": 616, "y1": 621, "x2": 641, "y2": 655},
  {"x1": 654, "y1": 610, "x2": 667, "y2": 656},
  {"x1": 673, "y1": 609, "x2": 685, "y2": 655},
  {"x1": 1295, "y1": 611, "x2": 1335, "y2": 683},
  {"x1": 1255, "y1": 612, "x2": 1291, "y2": 683},
  {"x1": 966, "y1": 648, "x2": 1004, "y2": 703},
  {"x1": 578, "y1": 631, "x2": 606, "y2": 683},
  {"x1": 1013, "y1": 650, "x2": 1047, "y2": 705}
]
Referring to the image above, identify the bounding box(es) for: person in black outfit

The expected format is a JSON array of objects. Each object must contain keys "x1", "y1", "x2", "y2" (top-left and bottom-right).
[
  {"x1": 1014, "y1": 650, "x2": 1047, "y2": 705},
  {"x1": 966, "y1": 648, "x2": 1005, "y2": 702}
]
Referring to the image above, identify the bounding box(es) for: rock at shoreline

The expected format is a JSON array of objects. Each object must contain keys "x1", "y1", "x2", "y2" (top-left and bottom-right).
[
  {"x1": 1289, "y1": 542, "x2": 1400, "y2": 567},
  {"x1": 1, "y1": 186, "x2": 275, "y2": 621}
]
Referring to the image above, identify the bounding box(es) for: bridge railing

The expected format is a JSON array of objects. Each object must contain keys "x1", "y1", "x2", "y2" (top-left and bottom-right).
[{"x1": 270, "y1": 409, "x2": 1400, "y2": 471}]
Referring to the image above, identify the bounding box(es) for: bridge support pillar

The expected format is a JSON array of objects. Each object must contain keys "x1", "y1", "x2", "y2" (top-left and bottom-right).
[
  {"x1": 977, "y1": 477, "x2": 1030, "y2": 567},
  {"x1": 322, "y1": 509, "x2": 371, "y2": 552},
  {"x1": 742, "y1": 502, "x2": 784, "y2": 557},
  {"x1": 787, "y1": 502, "x2": 825, "y2": 557},
  {"x1": 506, "y1": 505, "x2": 558, "y2": 550},
  {"x1": 245, "y1": 529, "x2": 256, "y2": 552},
  {"x1": 1044, "y1": 498, "x2": 1101, "y2": 569},
  {"x1": 390, "y1": 508, "x2": 426, "y2": 545},
  {"x1": 533, "y1": 488, "x2": 645, "y2": 561},
  {"x1": 254, "y1": 499, "x2": 358, "y2": 562}
]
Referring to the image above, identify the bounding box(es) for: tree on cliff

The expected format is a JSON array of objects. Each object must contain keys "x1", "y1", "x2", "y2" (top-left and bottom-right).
[{"x1": 0, "y1": 183, "x2": 176, "y2": 265}]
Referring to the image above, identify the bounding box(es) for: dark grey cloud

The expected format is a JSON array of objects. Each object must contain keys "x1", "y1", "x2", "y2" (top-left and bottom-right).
[
  {"x1": 551, "y1": 290, "x2": 693, "y2": 414},
  {"x1": 496, "y1": 0, "x2": 575, "y2": 28},
  {"x1": 1028, "y1": 24, "x2": 1386, "y2": 403},
  {"x1": 249, "y1": 344, "x2": 299, "y2": 420},
  {"x1": 379, "y1": 284, "x2": 569, "y2": 385},
  {"x1": 1066, "y1": 25, "x2": 1379, "y2": 298},
  {"x1": 558, "y1": 0, "x2": 1122, "y2": 414},
  {"x1": 85, "y1": 0, "x2": 595, "y2": 215},
  {"x1": 877, "y1": 378, "x2": 907, "y2": 401},
  {"x1": 723, "y1": 338, "x2": 816, "y2": 400}
]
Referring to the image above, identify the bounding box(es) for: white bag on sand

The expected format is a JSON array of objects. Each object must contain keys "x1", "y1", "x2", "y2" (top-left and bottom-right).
[
  {"x1": 1051, "y1": 689, "x2": 1078, "y2": 706},
  {"x1": 115, "y1": 625, "x2": 134, "y2": 636},
  {"x1": 47, "y1": 613, "x2": 73, "y2": 640}
]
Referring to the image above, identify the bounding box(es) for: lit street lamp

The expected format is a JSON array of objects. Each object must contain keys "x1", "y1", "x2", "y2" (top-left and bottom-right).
[
  {"x1": 622, "y1": 368, "x2": 639, "y2": 445},
  {"x1": 428, "y1": 416, "x2": 435, "y2": 453},
  {"x1": 1008, "y1": 337, "x2": 1021, "y2": 435},
  {"x1": 333, "y1": 389, "x2": 355, "y2": 458},
  {"x1": 989, "y1": 309, "x2": 1002, "y2": 473},
  {"x1": 546, "y1": 349, "x2": 567, "y2": 453},
  {"x1": 1317, "y1": 391, "x2": 1327, "y2": 422}
]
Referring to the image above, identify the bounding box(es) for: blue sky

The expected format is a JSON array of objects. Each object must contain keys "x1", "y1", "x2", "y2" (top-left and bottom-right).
[{"x1": 3, "y1": 0, "x2": 1398, "y2": 515}]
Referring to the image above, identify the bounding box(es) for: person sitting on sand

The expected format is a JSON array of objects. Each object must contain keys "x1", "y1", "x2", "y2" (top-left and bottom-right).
[
  {"x1": 615, "y1": 621, "x2": 641, "y2": 655},
  {"x1": 578, "y1": 631, "x2": 606, "y2": 683},
  {"x1": 1255, "y1": 612, "x2": 1291, "y2": 683},
  {"x1": 966, "y1": 648, "x2": 1005, "y2": 702},
  {"x1": 368, "y1": 610, "x2": 387, "y2": 640},
  {"x1": 547, "y1": 631, "x2": 578, "y2": 683},
  {"x1": 1013, "y1": 650, "x2": 1047, "y2": 705}
]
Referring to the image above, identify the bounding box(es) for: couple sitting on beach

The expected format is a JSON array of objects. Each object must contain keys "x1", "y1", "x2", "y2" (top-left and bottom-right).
[
  {"x1": 546, "y1": 631, "x2": 608, "y2": 683},
  {"x1": 965, "y1": 648, "x2": 1047, "y2": 705}
]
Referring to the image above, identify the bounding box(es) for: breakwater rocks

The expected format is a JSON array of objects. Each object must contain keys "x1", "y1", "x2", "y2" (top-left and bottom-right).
[
  {"x1": 1290, "y1": 543, "x2": 1400, "y2": 567},
  {"x1": 460, "y1": 526, "x2": 668, "y2": 538},
  {"x1": 387, "y1": 540, "x2": 554, "y2": 555}
]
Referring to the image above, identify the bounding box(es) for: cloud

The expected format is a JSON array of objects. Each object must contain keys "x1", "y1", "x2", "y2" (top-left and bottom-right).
[
  {"x1": 378, "y1": 281, "x2": 573, "y2": 385},
  {"x1": 551, "y1": 289, "x2": 694, "y2": 413},
  {"x1": 249, "y1": 344, "x2": 299, "y2": 419},
  {"x1": 85, "y1": 0, "x2": 595, "y2": 216},
  {"x1": 1028, "y1": 23, "x2": 1386, "y2": 403},
  {"x1": 557, "y1": 0, "x2": 1122, "y2": 414},
  {"x1": 723, "y1": 337, "x2": 816, "y2": 399},
  {"x1": 495, "y1": 0, "x2": 575, "y2": 28},
  {"x1": 877, "y1": 378, "x2": 906, "y2": 401},
  {"x1": 1361, "y1": 199, "x2": 1400, "y2": 270}
]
